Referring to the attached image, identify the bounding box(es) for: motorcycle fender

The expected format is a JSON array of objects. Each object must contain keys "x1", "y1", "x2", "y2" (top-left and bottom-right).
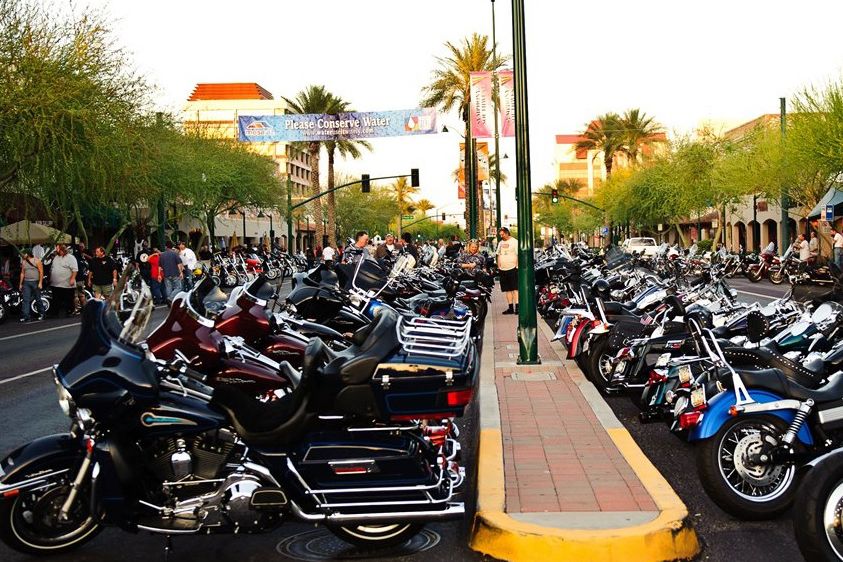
[
  {"x1": 0, "y1": 434, "x2": 82, "y2": 491},
  {"x1": 569, "y1": 322, "x2": 591, "y2": 358},
  {"x1": 798, "y1": 448, "x2": 843, "y2": 477},
  {"x1": 689, "y1": 389, "x2": 814, "y2": 445}
]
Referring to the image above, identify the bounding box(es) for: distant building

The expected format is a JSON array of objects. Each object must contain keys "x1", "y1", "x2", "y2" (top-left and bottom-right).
[{"x1": 182, "y1": 83, "x2": 315, "y2": 251}]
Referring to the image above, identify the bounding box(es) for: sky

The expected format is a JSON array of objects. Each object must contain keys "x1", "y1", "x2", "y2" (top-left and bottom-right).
[{"x1": 87, "y1": 0, "x2": 843, "y2": 221}]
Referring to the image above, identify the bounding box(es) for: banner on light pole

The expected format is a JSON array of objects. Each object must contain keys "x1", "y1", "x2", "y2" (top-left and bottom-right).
[
  {"x1": 469, "y1": 70, "x2": 516, "y2": 139},
  {"x1": 498, "y1": 70, "x2": 516, "y2": 138}
]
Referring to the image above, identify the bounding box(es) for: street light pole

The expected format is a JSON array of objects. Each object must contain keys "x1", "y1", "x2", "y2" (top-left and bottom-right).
[
  {"x1": 287, "y1": 176, "x2": 294, "y2": 253},
  {"x1": 512, "y1": 0, "x2": 539, "y2": 364},
  {"x1": 241, "y1": 210, "x2": 247, "y2": 244},
  {"x1": 469, "y1": 138, "x2": 478, "y2": 238},
  {"x1": 491, "y1": 0, "x2": 502, "y2": 241},
  {"x1": 780, "y1": 97, "x2": 790, "y2": 252}
]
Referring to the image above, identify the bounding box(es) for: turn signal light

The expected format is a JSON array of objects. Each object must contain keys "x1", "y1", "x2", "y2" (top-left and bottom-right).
[
  {"x1": 728, "y1": 405, "x2": 738, "y2": 417},
  {"x1": 679, "y1": 411, "x2": 703, "y2": 430}
]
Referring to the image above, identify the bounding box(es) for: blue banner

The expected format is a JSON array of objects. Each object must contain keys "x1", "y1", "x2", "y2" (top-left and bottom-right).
[{"x1": 238, "y1": 108, "x2": 437, "y2": 142}]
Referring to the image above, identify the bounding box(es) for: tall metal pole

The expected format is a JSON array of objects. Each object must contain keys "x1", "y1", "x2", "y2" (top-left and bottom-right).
[
  {"x1": 753, "y1": 193, "x2": 759, "y2": 252},
  {"x1": 469, "y1": 138, "x2": 478, "y2": 238},
  {"x1": 780, "y1": 97, "x2": 789, "y2": 253},
  {"x1": 287, "y1": 176, "x2": 294, "y2": 253},
  {"x1": 491, "y1": 0, "x2": 502, "y2": 241},
  {"x1": 512, "y1": 0, "x2": 539, "y2": 364},
  {"x1": 241, "y1": 210, "x2": 247, "y2": 242}
]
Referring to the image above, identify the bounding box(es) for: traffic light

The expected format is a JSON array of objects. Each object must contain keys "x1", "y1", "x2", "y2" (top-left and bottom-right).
[
  {"x1": 361, "y1": 174, "x2": 370, "y2": 193},
  {"x1": 442, "y1": 212, "x2": 446, "y2": 222},
  {"x1": 551, "y1": 188, "x2": 559, "y2": 204},
  {"x1": 410, "y1": 168, "x2": 420, "y2": 187}
]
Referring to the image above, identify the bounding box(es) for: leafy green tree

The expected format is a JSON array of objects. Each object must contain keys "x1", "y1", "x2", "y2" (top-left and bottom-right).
[
  {"x1": 335, "y1": 174, "x2": 398, "y2": 239},
  {"x1": 619, "y1": 109, "x2": 663, "y2": 164},
  {"x1": 421, "y1": 33, "x2": 509, "y2": 231}
]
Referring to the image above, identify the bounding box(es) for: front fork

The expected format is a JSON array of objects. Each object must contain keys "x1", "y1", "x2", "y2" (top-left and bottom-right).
[{"x1": 59, "y1": 436, "x2": 96, "y2": 521}]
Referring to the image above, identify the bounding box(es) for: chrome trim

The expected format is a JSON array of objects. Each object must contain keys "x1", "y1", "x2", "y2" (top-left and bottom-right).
[
  {"x1": 289, "y1": 500, "x2": 465, "y2": 523},
  {"x1": 136, "y1": 524, "x2": 199, "y2": 535},
  {"x1": 818, "y1": 406, "x2": 843, "y2": 425},
  {"x1": 0, "y1": 469, "x2": 69, "y2": 494}
]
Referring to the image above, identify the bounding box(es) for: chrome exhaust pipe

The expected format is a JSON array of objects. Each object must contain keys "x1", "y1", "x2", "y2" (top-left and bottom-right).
[{"x1": 289, "y1": 501, "x2": 465, "y2": 523}]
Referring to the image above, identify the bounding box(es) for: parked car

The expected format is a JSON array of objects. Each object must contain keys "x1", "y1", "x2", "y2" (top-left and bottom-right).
[{"x1": 621, "y1": 237, "x2": 659, "y2": 256}]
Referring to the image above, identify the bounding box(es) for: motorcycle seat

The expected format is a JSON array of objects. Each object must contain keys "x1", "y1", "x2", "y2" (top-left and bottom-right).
[
  {"x1": 712, "y1": 326, "x2": 731, "y2": 338},
  {"x1": 459, "y1": 280, "x2": 478, "y2": 290},
  {"x1": 322, "y1": 308, "x2": 400, "y2": 385},
  {"x1": 602, "y1": 301, "x2": 638, "y2": 316},
  {"x1": 723, "y1": 347, "x2": 824, "y2": 389},
  {"x1": 728, "y1": 368, "x2": 843, "y2": 402}
]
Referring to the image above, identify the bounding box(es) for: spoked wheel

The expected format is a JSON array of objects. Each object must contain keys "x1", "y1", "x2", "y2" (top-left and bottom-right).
[
  {"x1": 224, "y1": 274, "x2": 238, "y2": 287},
  {"x1": 794, "y1": 455, "x2": 843, "y2": 561},
  {"x1": 746, "y1": 267, "x2": 763, "y2": 283},
  {"x1": 32, "y1": 297, "x2": 50, "y2": 316},
  {"x1": 0, "y1": 481, "x2": 100, "y2": 555},
  {"x1": 697, "y1": 415, "x2": 797, "y2": 519},
  {"x1": 211, "y1": 275, "x2": 222, "y2": 286},
  {"x1": 586, "y1": 337, "x2": 617, "y2": 394},
  {"x1": 328, "y1": 523, "x2": 424, "y2": 550},
  {"x1": 770, "y1": 267, "x2": 784, "y2": 285},
  {"x1": 265, "y1": 267, "x2": 279, "y2": 280}
]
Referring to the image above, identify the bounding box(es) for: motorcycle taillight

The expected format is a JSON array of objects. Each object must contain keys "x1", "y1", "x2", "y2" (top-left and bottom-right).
[{"x1": 679, "y1": 411, "x2": 703, "y2": 430}]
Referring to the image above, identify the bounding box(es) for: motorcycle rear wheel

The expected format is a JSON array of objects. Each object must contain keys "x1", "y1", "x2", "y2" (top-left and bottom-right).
[
  {"x1": 586, "y1": 336, "x2": 617, "y2": 394},
  {"x1": 328, "y1": 522, "x2": 423, "y2": 549},
  {"x1": 697, "y1": 415, "x2": 797, "y2": 520},
  {"x1": 793, "y1": 455, "x2": 843, "y2": 561},
  {"x1": 0, "y1": 480, "x2": 100, "y2": 555}
]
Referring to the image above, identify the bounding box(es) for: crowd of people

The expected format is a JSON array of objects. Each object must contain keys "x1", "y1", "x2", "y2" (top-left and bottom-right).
[{"x1": 1, "y1": 226, "x2": 525, "y2": 325}]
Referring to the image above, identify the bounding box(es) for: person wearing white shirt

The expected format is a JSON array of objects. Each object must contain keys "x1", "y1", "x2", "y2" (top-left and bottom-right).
[
  {"x1": 178, "y1": 241, "x2": 198, "y2": 289},
  {"x1": 795, "y1": 234, "x2": 811, "y2": 261},
  {"x1": 32, "y1": 243, "x2": 45, "y2": 260},
  {"x1": 496, "y1": 227, "x2": 519, "y2": 315},
  {"x1": 833, "y1": 228, "x2": 843, "y2": 270},
  {"x1": 322, "y1": 245, "x2": 335, "y2": 264}
]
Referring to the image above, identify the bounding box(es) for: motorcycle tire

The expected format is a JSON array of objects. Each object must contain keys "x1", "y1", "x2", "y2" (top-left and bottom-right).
[
  {"x1": 328, "y1": 523, "x2": 424, "y2": 550},
  {"x1": 265, "y1": 268, "x2": 279, "y2": 280},
  {"x1": 225, "y1": 274, "x2": 238, "y2": 287},
  {"x1": 211, "y1": 275, "x2": 222, "y2": 286},
  {"x1": 0, "y1": 303, "x2": 6, "y2": 324},
  {"x1": 793, "y1": 455, "x2": 843, "y2": 561},
  {"x1": 770, "y1": 268, "x2": 784, "y2": 285},
  {"x1": 0, "y1": 475, "x2": 101, "y2": 555},
  {"x1": 746, "y1": 268, "x2": 763, "y2": 283},
  {"x1": 33, "y1": 297, "x2": 50, "y2": 316},
  {"x1": 585, "y1": 336, "x2": 617, "y2": 394},
  {"x1": 696, "y1": 415, "x2": 798, "y2": 520}
]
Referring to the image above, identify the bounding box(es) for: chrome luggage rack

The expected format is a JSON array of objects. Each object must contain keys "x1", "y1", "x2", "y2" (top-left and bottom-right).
[{"x1": 396, "y1": 316, "x2": 473, "y2": 359}]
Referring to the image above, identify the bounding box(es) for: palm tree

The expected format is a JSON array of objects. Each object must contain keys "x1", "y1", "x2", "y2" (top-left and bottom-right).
[
  {"x1": 389, "y1": 177, "x2": 418, "y2": 235},
  {"x1": 575, "y1": 113, "x2": 624, "y2": 178},
  {"x1": 619, "y1": 109, "x2": 663, "y2": 164},
  {"x1": 554, "y1": 178, "x2": 583, "y2": 195},
  {"x1": 421, "y1": 33, "x2": 509, "y2": 232},
  {"x1": 281, "y1": 85, "x2": 335, "y2": 248},
  {"x1": 323, "y1": 98, "x2": 372, "y2": 247},
  {"x1": 415, "y1": 198, "x2": 435, "y2": 215}
]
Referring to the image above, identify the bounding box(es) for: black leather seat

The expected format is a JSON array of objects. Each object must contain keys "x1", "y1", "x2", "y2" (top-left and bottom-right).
[
  {"x1": 726, "y1": 368, "x2": 843, "y2": 402},
  {"x1": 323, "y1": 308, "x2": 400, "y2": 385},
  {"x1": 602, "y1": 301, "x2": 639, "y2": 316},
  {"x1": 723, "y1": 347, "x2": 825, "y2": 388}
]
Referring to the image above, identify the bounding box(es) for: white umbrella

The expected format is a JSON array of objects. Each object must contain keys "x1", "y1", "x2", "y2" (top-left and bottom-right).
[{"x1": 0, "y1": 220, "x2": 71, "y2": 245}]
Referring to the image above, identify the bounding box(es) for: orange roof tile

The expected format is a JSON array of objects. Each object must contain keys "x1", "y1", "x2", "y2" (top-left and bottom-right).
[{"x1": 188, "y1": 83, "x2": 273, "y2": 101}]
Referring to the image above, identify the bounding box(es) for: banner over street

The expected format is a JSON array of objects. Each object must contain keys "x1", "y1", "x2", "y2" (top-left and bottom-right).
[{"x1": 238, "y1": 108, "x2": 437, "y2": 142}]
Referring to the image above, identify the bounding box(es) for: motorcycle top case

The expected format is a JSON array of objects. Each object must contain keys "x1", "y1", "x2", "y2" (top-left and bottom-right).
[{"x1": 369, "y1": 343, "x2": 478, "y2": 420}]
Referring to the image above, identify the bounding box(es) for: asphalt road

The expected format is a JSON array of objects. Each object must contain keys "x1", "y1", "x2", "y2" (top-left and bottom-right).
[
  {"x1": 0, "y1": 282, "x2": 486, "y2": 562},
  {"x1": 603, "y1": 279, "x2": 805, "y2": 561}
]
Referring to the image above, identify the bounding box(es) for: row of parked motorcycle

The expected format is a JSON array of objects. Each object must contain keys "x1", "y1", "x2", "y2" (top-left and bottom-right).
[
  {"x1": 536, "y1": 242, "x2": 843, "y2": 561},
  {"x1": 0, "y1": 252, "x2": 492, "y2": 556}
]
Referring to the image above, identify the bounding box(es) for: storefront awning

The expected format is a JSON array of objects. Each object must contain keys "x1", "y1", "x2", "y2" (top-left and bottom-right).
[{"x1": 808, "y1": 186, "x2": 843, "y2": 220}]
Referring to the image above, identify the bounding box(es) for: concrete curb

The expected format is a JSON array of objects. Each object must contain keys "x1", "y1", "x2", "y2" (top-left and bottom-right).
[{"x1": 469, "y1": 312, "x2": 700, "y2": 562}]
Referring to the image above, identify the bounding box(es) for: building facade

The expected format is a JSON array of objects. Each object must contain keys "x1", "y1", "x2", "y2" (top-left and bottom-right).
[{"x1": 181, "y1": 83, "x2": 315, "y2": 251}]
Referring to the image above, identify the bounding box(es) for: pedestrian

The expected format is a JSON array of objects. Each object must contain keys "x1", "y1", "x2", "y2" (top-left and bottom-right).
[
  {"x1": 322, "y1": 244, "x2": 336, "y2": 266},
  {"x1": 72, "y1": 242, "x2": 91, "y2": 312},
  {"x1": 833, "y1": 228, "x2": 843, "y2": 271},
  {"x1": 49, "y1": 243, "x2": 78, "y2": 317},
  {"x1": 178, "y1": 241, "x2": 198, "y2": 290},
  {"x1": 374, "y1": 234, "x2": 396, "y2": 261},
  {"x1": 496, "y1": 227, "x2": 519, "y2": 314},
  {"x1": 148, "y1": 248, "x2": 165, "y2": 304},
  {"x1": 809, "y1": 231, "x2": 819, "y2": 263},
  {"x1": 18, "y1": 248, "x2": 45, "y2": 322},
  {"x1": 88, "y1": 246, "x2": 119, "y2": 299},
  {"x1": 344, "y1": 231, "x2": 370, "y2": 263},
  {"x1": 198, "y1": 245, "x2": 212, "y2": 261},
  {"x1": 458, "y1": 240, "x2": 485, "y2": 271},
  {"x1": 32, "y1": 243, "x2": 45, "y2": 260},
  {"x1": 159, "y1": 241, "x2": 184, "y2": 301},
  {"x1": 795, "y1": 234, "x2": 810, "y2": 262},
  {"x1": 401, "y1": 232, "x2": 419, "y2": 266}
]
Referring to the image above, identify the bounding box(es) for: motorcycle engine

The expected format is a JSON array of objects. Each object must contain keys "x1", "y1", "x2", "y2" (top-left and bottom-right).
[{"x1": 144, "y1": 429, "x2": 238, "y2": 486}]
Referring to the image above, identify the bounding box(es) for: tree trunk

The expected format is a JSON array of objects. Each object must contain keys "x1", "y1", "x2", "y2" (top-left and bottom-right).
[
  {"x1": 72, "y1": 201, "x2": 89, "y2": 247},
  {"x1": 326, "y1": 144, "x2": 337, "y2": 248},
  {"x1": 673, "y1": 223, "x2": 689, "y2": 247},
  {"x1": 308, "y1": 142, "x2": 324, "y2": 249},
  {"x1": 604, "y1": 151, "x2": 613, "y2": 178},
  {"x1": 207, "y1": 211, "x2": 216, "y2": 252},
  {"x1": 105, "y1": 221, "x2": 131, "y2": 255}
]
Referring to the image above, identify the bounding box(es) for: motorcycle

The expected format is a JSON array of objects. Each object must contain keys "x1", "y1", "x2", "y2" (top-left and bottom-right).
[{"x1": 0, "y1": 273, "x2": 475, "y2": 555}]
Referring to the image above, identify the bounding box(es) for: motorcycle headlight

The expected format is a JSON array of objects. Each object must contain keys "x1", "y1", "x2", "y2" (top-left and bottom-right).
[
  {"x1": 54, "y1": 377, "x2": 75, "y2": 417},
  {"x1": 655, "y1": 353, "x2": 671, "y2": 368}
]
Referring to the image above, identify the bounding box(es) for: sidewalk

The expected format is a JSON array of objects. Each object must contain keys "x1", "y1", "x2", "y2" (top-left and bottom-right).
[{"x1": 470, "y1": 292, "x2": 699, "y2": 561}]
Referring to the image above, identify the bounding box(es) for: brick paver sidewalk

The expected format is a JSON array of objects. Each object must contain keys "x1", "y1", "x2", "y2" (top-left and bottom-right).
[{"x1": 491, "y1": 293, "x2": 657, "y2": 515}]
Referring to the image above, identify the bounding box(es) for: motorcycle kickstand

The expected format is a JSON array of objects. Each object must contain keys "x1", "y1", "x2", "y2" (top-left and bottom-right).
[{"x1": 163, "y1": 535, "x2": 174, "y2": 562}]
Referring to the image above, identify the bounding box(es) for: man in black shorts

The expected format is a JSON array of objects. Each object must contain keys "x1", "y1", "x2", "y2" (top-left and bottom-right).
[{"x1": 496, "y1": 227, "x2": 518, "y2": 314}]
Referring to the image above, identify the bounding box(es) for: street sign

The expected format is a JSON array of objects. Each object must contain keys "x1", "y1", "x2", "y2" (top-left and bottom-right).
[
  {"x1": 402, "y1": 215, "x2": 415, "y2": 220},
  {"x1": 826, "y1": 205, "x2": 834, "y2": 222},
  {"x1": 601, "y1": 226, "x2": 609, "y2": 235}
]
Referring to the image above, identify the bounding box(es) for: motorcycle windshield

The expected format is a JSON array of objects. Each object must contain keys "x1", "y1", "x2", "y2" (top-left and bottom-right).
[{"x1": 109, "y1": 265, "x2": 154, "y2": 346}]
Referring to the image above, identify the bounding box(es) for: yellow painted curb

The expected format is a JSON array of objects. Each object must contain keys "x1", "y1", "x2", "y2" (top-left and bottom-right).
[{"x1": 470, "y1": 310, "x2": 700, "y2": 561}]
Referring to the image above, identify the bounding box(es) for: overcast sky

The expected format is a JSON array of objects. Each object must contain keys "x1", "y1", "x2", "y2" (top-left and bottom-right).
[{"x1": 90, "y1": 0, "x2": 843, "y2": 219}]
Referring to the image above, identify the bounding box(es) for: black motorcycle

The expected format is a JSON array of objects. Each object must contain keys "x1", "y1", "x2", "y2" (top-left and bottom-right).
[{"x1": 0, "y1": 276, "x2": 475, "y2": 555}]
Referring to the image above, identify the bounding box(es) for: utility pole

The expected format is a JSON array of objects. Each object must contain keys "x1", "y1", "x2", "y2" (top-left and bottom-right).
[
  {"x1": 469, "y1": 138, "x2": 478, "y2": 238},
  {"x1": 286, "y1": 176, "x2": 293, "y2": 253},
  {"x1": 155, "y1": 112, "x2": 166, "y2": 249},
  {"x1": 780, "y1": 97, "x2": 790, "y2": 252},
  {"x1": 512, "y1": 0, "x2": 539, "y2": 364}
]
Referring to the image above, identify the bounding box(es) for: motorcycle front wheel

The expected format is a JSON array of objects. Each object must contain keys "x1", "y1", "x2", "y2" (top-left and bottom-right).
[
  {"x1": 769, "y1": 268, "x2": 784, "y2": 285},
  {"x1": 0, "y1": 478, "x2": 100, "y2": 555},
  {"x1": 793, "y1": 455, "x2": 843, "y2": 561},
  {"x1": 745, "y1": 267, "x2": 763, "y2": 283},
  {"x1": 328, "y1": 523, "x2": 423, "y2": 549},
  {"x1": 697, "y1": 415, "x2": 797, "y2": 520},
  {"x1": 0, "y1": 303, "x2": 6, "y2": 324}
]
